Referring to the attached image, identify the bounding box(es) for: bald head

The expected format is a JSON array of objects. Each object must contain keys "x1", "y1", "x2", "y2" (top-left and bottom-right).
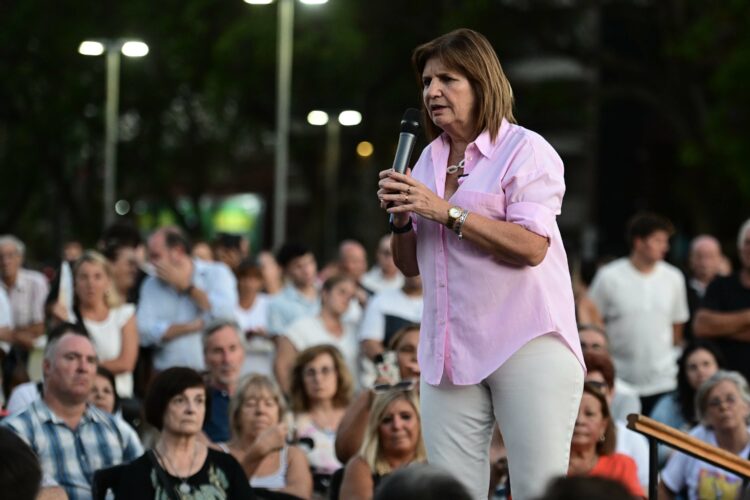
[
  {"x1": 339, "y1": 240, "x2": 367, "y2": 280},
  {"x1": 689, "y1": 235, "x2": 722, "y2": 284}
]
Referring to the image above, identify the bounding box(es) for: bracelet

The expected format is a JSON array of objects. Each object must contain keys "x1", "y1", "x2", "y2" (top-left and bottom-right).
[
  {"x1": 454, "y1": 210, "x2": 469, "y2": 240},
  {"x1": 389, "y1": 217, "x2": 413, "y2": 234}
]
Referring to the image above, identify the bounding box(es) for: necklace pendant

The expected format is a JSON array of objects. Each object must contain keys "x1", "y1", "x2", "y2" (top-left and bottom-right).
[{"x1": 179, "y1": 481, "x2": 191, "y2": 494}]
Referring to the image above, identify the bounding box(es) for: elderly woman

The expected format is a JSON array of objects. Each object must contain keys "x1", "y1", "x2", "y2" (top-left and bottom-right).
[
  {"x1": 73, "y1": 251, "x2": 138, "y2": 398},
  {"x1": 568, "y1": 383, "x2": 644, "y2": 498},
  {"x1": 224, "y1": 374, "x2": 313, "y2": 499},
  {"x1": 377, "y1": 28, "x2": 584, "y2": 499},
  {"x1": 95, "y1": 367, "x2": 252, "y2": 498},
  {"x1": 659, "y1": 370, "x2": 750, "y2": 499},
  {"x1": 290, "y1": 345, "x2": 353, "y2": 486},
  {"x1": 339, "y1": 388, "x2": 426, "y2": 500}
]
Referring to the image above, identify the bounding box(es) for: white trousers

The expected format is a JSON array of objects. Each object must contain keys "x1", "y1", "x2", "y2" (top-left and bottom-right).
[{"x1": 420, "y1": 334, "x2": 584, "y2": 500}]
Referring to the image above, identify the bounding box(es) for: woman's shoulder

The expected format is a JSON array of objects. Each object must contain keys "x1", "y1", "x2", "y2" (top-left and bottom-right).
[{"x1": 112, "y1": 303, "x2": 136, "y2": 322}]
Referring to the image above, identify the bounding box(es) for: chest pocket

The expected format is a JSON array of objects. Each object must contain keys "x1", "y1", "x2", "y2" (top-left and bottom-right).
[{"x1": 451, "y1": 189, "x2": 506, "y2": 221}]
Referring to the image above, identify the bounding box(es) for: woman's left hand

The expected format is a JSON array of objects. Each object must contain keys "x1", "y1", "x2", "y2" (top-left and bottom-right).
[{"x1": 378, "y1": 170, "x2": 450, "y2": 224}]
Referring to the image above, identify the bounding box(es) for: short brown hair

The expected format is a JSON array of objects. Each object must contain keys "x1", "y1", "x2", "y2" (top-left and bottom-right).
[
  {"x1": 626, "y1": 212, "x2": 674, "y2": 249},
  {"x1": 144, "y1": 367, "x2": 207, "y2": 431},
  {"x1": 582, "y1": 382, "x2": 616, "y2": 455},
  {"x1": 289, "y1": 345, "x2": 353, "y2": 413},
  {"x1": 412, "y1": 28, "x2": 515, "y2": 142},
  {"x1": 583, "y1": 352, "x2": 615, "y2": 390}
]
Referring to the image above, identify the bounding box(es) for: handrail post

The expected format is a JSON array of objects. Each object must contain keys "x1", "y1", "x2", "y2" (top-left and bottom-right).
[{"x1": 648, "y1": 437, "x2": 658, "y2": 500}]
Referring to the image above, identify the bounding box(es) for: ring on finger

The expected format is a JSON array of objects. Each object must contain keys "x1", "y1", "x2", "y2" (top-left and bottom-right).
[
  {"x1": 407, "y1": 186, "x2": 412, "y2": 195},
  {"x1": 403, "y1": 193, "x2": 408, "y2": 202}
]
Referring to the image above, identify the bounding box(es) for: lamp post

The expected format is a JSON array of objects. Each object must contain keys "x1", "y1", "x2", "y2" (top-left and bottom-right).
[
  {"x1": 78, "y1": 39, "x2": 149, "y2": 228},
  {"x1": 244, "y1": 0, "x2": 328, "y2": 248},
  {"x1": 307, "y1": 109, "x2": 361, "y2": 254}
]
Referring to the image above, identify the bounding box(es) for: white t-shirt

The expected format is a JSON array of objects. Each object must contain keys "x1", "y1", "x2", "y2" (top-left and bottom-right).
[
  {"x1": 589, "y1": 258, "x2": 689, "y2": 395},
  {"x1": 360, "y1": 267, "x2": 404, "y2": 294},
  {"x1": 0, "y1": 287, "x2": 12, "y2": 355},
  {"x1": 6, "y1": 380, "x2": 41, "y2": 415},
  {"x1": 235, "y1": 294, "x2": 274, "y2": 376},
  {"x1": 661, "y1": 425, "x2": 750, "y2": 499},
  {"x1": 284, "y1": 315, "x2": 359, "y2": 381},
  {"x1": 84, "y1": 304, "x2": 136, "y2": 398},
  {"x1": 358, "y1": 288, "x2": 423, "y2": 345}
]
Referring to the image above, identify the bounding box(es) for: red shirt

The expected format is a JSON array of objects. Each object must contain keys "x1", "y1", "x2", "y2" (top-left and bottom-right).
[{"x1": 590, "y1": 453, "x2": 645, "y2": 497}]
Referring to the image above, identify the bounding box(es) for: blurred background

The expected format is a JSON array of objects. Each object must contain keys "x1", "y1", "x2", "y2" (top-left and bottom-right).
[{"x1": 1, "y1": 0, "x2": 748, "y2": 268}]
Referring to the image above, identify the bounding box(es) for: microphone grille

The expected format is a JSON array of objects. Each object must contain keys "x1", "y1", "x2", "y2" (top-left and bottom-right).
[{"x1": 400, "y1": 108, "x2": 422, "y2": 134}]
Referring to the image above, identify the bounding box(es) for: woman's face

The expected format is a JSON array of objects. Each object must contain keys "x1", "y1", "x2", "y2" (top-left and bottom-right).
[
  {"x1": 89, "y1": 374, "x2": 116, "y2": 414},
  {"x1": 685, "y1": 348, "x2": 719, "y2": 389},
  {"x1": 162, "y1": 387, "x2": 206, "y2": 436},
  {"x1": 322, "y1": 280, "x2": 355, "y2": 317},
  {"x1": 75, "y1": 261, "x2": 110, "y2": 307},
  {"x1": 110, "y1": 247, "x2": 138, "y2": 293},
  {"x1": 422, "y1": 57, "x2": 476, "y2": 139},
  {"x1": 396, "y1": 329, "x2": 420, "y2": 381},
  {"x1": 572, "y1": 392, "x2": 608, "y2": 451},
  {"x1": 240, "y1": 388, "x2": 280, "y2": 437},
  {"x1": 704, "y1": 380, "x2": 750, "y2": 433},
  {"x1": 302, "y1": 353, "x2": 338, "y2": 403},
  {"x1": 379, "y1": 398, "x2": 420, "y2": 457}
]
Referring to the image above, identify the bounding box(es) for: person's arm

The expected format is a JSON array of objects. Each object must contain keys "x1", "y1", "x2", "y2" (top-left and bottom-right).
[
  {"x1": 99, "y1": 314, "x2": 138, "y2": 375},
  {"x1": 274, "y1": 336, "x2": 298, "y2": 395},
  {"x1": 335, "y1": 390, "x2": 373, "y2": 463},
  {"x1": 380, "y1": 147, "x2": 562, "y2": 267},
  {"x1": 202, "y1": 264, "x2": 239, "y2": 320},
  {"x1": 137, "y1": 279, "x2": 203, "y2": 345},
  {"x1": 36, "y1": 487, "x2": 69, "y2": 500},
  {"x1": 693, "y1": 308, "x2": 750, "y2": 337},
  {"x1": 672, "y1": 322, "x2": 685, "y2": 346},
  {"x1": 378, "y1": 168, "x2": 419, "y2": 277},
  {"x1": 282, "y1": 446, "x2": 313, "y2": 499},
  {"x1": 657, "y1": 482, "x2": 675, "y2": 500},
  {"x1": 240, "y1": 424, "x2": 287, "y2": 476},
  {"x1": 339, "y1": 457, "x2": 374, "y2": 500}
]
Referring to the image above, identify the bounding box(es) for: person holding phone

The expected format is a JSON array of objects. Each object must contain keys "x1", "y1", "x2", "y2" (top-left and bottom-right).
[{"x1": 377, "y1": 29, "x2": 584, "y2": 500}]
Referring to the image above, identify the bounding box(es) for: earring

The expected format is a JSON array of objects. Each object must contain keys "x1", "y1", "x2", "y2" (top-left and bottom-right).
[{"x1": 599, "y1": 434, "x2": 606, "y2": 442}]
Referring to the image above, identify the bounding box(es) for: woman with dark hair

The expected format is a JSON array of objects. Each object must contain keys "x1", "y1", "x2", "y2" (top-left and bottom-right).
[
  {"x1": 89, "y1": 366, "x2": 120, "y2": 415},
  {"x1": 93, "y1": 367, "x2": 252, "y2": 499},
  {"x1": 650, "y1": 340, "x2": 726, "y2": 430},
  {"x1": 568, "y1": 383, "x2": 644, "y2": 498},
  {"x1": 290, "y1": 345, "x2": 353, "y2": 488},
  {"x1": 377, "y1": 28, "x2": 585, "y2": 499}
]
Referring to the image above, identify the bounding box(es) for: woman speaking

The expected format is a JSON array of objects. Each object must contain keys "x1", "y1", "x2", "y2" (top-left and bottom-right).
[{"x1": 377, "y1": 28, "x2": 585, "y2": 500}]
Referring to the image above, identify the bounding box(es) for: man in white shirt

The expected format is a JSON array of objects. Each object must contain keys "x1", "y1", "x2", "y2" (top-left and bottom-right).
[{"x1": 589, "y1": 212, "x2": 689, "y2": 414}]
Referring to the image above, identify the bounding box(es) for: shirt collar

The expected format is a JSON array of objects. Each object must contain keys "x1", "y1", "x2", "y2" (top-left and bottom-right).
[
  {"x1": 435, "y1": 118, "x2": 509, "y2": 161},
  {"x1": 34, "y1": 400, "x2": 104, "y2": 426}
]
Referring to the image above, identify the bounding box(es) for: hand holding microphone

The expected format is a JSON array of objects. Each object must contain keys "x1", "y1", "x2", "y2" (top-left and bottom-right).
[{"x1": 378, "y1": 109, "x2": 421, "y2": 226}]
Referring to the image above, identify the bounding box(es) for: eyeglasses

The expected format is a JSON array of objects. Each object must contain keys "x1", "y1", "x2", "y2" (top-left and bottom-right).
[
  {"x1": 586, "y1": 380, "x2": 609, "y2": 392},
  {"x1": 373, "y1": 379, "x2": 416, "y2": 394},
  {"x1": 707, "y1": 394, "x2": 739, "y2": 410}
]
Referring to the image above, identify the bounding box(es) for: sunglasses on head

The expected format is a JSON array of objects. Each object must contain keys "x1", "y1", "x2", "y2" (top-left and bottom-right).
[{"x1": 373, "y1": 379, "x2": 416, "y2": 394}]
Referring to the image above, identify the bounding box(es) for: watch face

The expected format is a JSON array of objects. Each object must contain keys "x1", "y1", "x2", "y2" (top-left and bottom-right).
[{"x1": 449, "y1": 207, "x2": 462, "y2": 218}]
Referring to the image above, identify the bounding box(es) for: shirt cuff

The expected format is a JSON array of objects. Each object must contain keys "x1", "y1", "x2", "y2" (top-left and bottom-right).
[{"x1": 505, "y1": 201, "x2": 556, "y2": 240}]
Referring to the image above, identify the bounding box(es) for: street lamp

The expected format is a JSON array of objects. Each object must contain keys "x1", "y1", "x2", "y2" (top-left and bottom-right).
[
  {"x1": 78, "y1": 38, "x2": 149, "y2": 228},
  {"x1": 244, "y1": 0, "x2": 328, "y2": 248},
  {"x1": 307, "y1": 109, "x2": 361, "y2": 254}
]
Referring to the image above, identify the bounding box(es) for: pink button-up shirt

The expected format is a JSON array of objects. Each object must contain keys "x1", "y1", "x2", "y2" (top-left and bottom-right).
[{"x1": 411, "y1": 119, "x2": 585, "y2": 385}]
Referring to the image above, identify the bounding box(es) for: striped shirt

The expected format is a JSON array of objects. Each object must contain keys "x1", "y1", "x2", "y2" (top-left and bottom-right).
[{"x1": 1, "y1": 399, "x2": 143, "y2": 500}]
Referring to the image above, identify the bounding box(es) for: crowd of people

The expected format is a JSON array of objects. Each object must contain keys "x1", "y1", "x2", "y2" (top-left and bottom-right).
[
  {"x1": 0, "y1": 212, "x2": 747, "y2": 499},
  {"x1": 2, "y1": 25, "x2": 750, "y2": 500}
]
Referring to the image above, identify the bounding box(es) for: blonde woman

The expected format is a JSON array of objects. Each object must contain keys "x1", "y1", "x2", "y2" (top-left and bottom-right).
[
  {"x1": 339, "y1": 389, "x2": 426, "y2": 500},
  {"x1": 224, "y1": 374, "x2": 313, "y2": 499},
  {"x1": 74, "y1": 251, "x2": 138, "y2": 398}
]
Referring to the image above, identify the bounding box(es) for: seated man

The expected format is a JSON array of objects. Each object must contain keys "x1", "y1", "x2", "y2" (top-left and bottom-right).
[
  {"x1": 2, "y1": 327, "x2": 143, "y2": 499},
  {"x1": 201, "y1": 321, "x2": 245, "y2": 443}
]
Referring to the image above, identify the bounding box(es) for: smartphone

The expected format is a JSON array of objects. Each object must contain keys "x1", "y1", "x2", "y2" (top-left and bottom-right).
[{"x1": 374, "y1": 350, "x2": 400, "y2": 384}]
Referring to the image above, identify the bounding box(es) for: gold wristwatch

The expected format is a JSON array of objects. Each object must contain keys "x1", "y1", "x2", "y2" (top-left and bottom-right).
[{"x1": 446, "y1": 206, "x2": 463, "y2": 230}]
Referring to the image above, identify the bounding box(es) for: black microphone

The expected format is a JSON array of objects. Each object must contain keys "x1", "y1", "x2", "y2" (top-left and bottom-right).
[{"x1": 392, "y1": 108, "x2": 421, "y2": 174}]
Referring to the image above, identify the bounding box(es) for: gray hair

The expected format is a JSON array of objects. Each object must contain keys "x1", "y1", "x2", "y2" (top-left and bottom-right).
[
  {"x1": 738, "y1": 219, "x2": 750, "y2": 252},
  {"x1": 695, "y1": 370, "x2": 750, "y2": 423},
  {"x1": 201, "y1": 320, "x2": 243, "y2": 350},
  {"x1": 43, "y1": 331, "x2": 94, "y2": 363},
  {"x1": 0, "y1": 235, "x2": 25, "y2": 258}
]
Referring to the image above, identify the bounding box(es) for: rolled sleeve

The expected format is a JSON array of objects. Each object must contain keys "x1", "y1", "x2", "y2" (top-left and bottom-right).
[{"x1": 502, "y1": 163, "x2": 565, "y2": 241}]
